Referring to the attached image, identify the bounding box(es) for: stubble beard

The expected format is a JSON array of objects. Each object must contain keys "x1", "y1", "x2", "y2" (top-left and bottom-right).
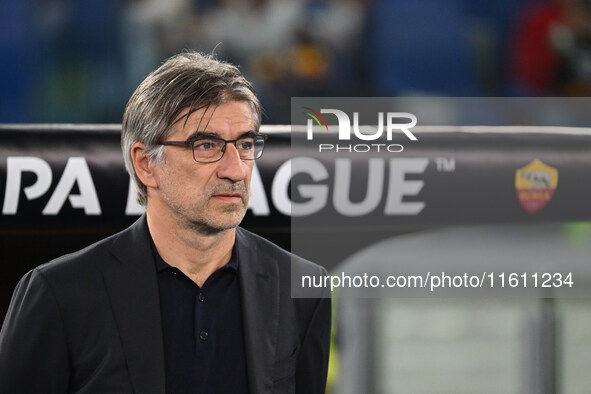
[{"x1": 163, "y1": 181, "x2": 249, "y2": 236}]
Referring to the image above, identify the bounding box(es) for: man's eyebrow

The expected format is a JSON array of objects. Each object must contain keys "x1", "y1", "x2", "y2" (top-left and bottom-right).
[
  {"x1": 186, "y1": 130, "x2": 257, "y2": 140},
  {"x1": 186, "y1": 131, "x2": 220, "y2": 140}
]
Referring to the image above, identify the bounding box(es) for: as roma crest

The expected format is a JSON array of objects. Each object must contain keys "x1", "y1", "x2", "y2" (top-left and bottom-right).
[{"x1": 515, "y1": 159, "x2": 558, "y2": 214}]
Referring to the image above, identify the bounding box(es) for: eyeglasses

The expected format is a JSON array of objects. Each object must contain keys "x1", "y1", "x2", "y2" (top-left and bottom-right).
[{"x1": 157, "y1": 133, "x2": 268, "y2": 163}]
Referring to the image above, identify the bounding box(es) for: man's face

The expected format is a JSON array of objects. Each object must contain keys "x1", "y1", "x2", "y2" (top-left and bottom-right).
[{"x1": 151, "y1": 101, "x2": 256, "y2": 233}]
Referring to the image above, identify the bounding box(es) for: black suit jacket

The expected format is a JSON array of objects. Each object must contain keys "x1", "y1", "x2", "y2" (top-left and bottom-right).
[{"x1": 0, "y1": 216, "x2": 331, "y2": 393}]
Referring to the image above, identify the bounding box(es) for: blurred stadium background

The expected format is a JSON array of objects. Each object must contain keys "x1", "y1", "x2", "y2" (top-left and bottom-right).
[{"x1": 6, "y1": 0, "x2": 591, "y2": 125}]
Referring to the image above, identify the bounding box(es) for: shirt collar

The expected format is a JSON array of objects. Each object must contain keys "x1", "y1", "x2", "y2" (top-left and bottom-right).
[{"x1": 149, "y1": 233, "x2": 239, "y2": 273}]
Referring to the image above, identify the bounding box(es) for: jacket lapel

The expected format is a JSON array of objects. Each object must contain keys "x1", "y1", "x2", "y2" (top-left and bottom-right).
[
  {"x1": 236, "y1": 228, "x2": 280, "y2": 394},
  {"x1": 102, "y1": 215, "x2": 165, "y2": 394},
  {"x1": 100, "y1": 220, "x2": 278, "y2": 394}
]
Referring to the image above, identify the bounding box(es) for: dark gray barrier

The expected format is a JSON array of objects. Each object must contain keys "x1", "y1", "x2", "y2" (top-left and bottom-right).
[
  {"x1": 2, "y1": 125, "x2": 590, "y2": 233},
  {"x1": 1, "y1": 124, "x2": 591, "y2": 311}
]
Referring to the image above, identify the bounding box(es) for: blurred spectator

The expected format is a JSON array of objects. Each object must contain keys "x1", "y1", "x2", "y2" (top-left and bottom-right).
[
  {"x1": 192, "y1": 0, "x2": 366, "y2": 122},
  {"x1": 38, "y1": 0, "x2": 126, "y2": 122},
  {"x1": 364, "y1": 0, "x2": 477, "y2": 96},
  {"x1": 511, "y1": 0, "x2": 591, "y2": 95},
  {"x1": 464, "y1": 0, "x2": 536, "y2": 95},
  {"x1": 4, "y1": 0, "x2": 572, "y2": 124},
  {"x1": 1, "y1": 0, "x2": 47, "y2": 122}
]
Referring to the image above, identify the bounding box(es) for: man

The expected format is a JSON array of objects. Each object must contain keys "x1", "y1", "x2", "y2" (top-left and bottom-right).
[{"x1": 0, "y1": 51, "x2": 331, "y2": 393}]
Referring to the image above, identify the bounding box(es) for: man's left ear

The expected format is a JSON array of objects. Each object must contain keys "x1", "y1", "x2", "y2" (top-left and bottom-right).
[{"x1": 131, "y1": 142, "x2": 159, "y2": 189}]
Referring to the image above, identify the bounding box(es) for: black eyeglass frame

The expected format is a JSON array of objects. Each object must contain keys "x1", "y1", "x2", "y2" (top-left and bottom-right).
[{"x1": 157, "y1": 133, "x2": 268, "y2": 163}]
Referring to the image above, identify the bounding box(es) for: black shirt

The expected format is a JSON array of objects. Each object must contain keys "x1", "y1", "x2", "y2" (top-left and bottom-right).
[{"x1": 151, "y1": 239, "x2": 249, "y2": 394}]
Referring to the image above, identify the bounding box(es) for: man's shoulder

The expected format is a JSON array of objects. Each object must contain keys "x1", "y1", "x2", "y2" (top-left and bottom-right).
[
  {"x1": 35, "y1": 221, "x2": 136, "y2": 282},
  {"x1": 235, "y1": 227, "x2": 328, "y2": 276}
]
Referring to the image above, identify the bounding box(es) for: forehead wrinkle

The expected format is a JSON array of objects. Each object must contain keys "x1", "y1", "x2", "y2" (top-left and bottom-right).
[
  {"x1": 166, "y1": 106, "x2": 201, "y2": 139},
  {"x1": 179, "y1": 101, "x2": 255, "y2": 140},
  {"x1": 171, "y1": 103, "x2": 214, "y2": 139},
  {"x1": 179, "y1": 84, "x2": 220, "y2": 129}
]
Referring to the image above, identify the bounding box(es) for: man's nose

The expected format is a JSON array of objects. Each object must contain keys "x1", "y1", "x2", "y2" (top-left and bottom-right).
[{"x1": 216, "y1": 143, "x2": 248, "y2": 181}]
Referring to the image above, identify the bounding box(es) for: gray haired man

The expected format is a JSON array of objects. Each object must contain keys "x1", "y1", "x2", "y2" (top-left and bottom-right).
[{"x1": 0, "y1": 51, "x2": 331, "y2": 394}]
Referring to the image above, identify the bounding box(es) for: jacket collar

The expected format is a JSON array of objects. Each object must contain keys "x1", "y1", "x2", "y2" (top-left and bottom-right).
[
  {"x1": 103, "y1": 215, "x2": 165, "y2": 394},
  {"x1": 236, "y1": 227, "x2": 280, "y2": 394}
]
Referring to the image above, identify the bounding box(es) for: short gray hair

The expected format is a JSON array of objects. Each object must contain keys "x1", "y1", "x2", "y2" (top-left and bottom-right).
[{"x1": 121, "y1": 51, "x2": 262, "y2": 205}]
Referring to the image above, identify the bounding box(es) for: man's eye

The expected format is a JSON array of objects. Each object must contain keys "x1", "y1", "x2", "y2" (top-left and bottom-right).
[
  {"x1": 238, "y1": 140, "x2": 254, "y2": 150},
  {"x1": 193, "y1": 140, "x2": 218, "y2": 151}
]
